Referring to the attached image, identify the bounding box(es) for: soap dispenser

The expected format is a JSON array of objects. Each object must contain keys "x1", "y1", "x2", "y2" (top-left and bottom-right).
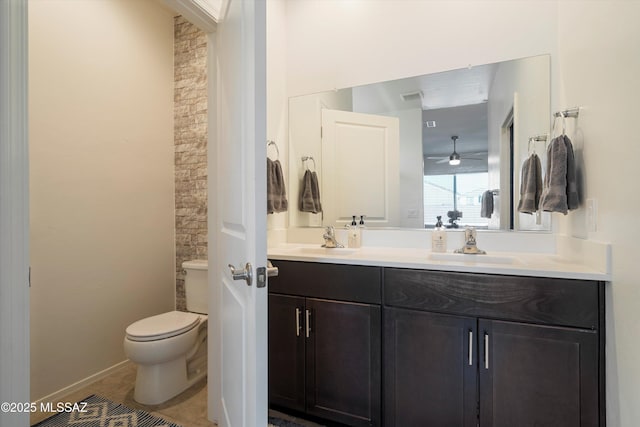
[
  {"x1": 348, "y1": 215, "x2": 361, "y2": 248},
  {"x1": 431, "y1": 216, "x2": 447, "y2": 253},
  {"x1": 358, "y1": 215, "x2": 366, "y2": 246}
]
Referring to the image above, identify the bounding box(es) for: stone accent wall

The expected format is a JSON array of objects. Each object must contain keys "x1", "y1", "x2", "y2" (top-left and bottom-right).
[{"x1": 174, "y1": 16, "x2": 208, "y2": 311}]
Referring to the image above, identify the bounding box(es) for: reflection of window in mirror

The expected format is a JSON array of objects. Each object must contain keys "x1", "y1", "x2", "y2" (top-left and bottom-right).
[{"x1": 423, "y1": 173, "x2": 489, "y2": 229}]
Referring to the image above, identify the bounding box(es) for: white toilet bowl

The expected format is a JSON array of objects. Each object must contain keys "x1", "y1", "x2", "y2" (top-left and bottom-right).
[{"x1": 124, "y1": 310, "x2": 208, "y2": 405}]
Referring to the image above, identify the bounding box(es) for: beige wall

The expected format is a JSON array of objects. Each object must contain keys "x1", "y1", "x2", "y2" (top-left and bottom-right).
[
  {"x1": 29, "y1": 0, "x2": 176, "y2": 400},
  {"x1": 283, "y1": 0, "x2": 640, "y2": 424}
]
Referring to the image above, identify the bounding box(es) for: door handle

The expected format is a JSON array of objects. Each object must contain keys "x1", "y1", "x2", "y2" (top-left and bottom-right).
[
  {"x1": 228, "y1": 262, "x2": 252, "y2": 286},
  {"x1": 267, "y1": 260, "x2": 279, "y2": 277},
  {"x1": 305, "y1": 309, "x2": 311, "y2": 338},
  {"x1": 295, "y1": 308, "x2": 302, "y2": 337},
  {"x1": 484, "y1": 332, "x2": 489, "y2": 370},
  {"x1": 468, "y1": 330, "x2": 473, "y2": 366}
]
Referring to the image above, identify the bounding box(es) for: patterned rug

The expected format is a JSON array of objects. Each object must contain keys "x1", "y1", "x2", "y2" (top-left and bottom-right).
[
  {"x1": 268, "y1": 417, "x2": 312, "y2": 427},
  {"x1": 33, "y1": 395, "x2": 182, "y2": 427}
]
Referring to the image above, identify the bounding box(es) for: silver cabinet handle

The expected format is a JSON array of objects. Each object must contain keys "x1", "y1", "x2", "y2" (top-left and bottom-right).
[
  {"x1": 295, "y1": 308, "x2": 301, "y2": 337},
  {"x1": 305, "y1": 309, "x2": 311, "y2": 338},
  {"x1": 484, "y1": 332, "x2": 489, "y2": 370},
  {"x1": 468, "y1": 330, "x2": 473, "y2": 366},
  {"x1": 228, "y1": 262, "x2": 252, "y2": 286}
]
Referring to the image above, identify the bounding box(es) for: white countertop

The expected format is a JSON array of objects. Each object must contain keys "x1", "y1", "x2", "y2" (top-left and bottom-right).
[{"x1": 267, "y1": 244, "x2": 611, "y2": 281}]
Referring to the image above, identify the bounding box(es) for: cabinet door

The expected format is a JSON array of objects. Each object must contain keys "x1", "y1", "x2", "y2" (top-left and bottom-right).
[
  {"x1": 269, "y1": 294, "x2": 306, "y2": 411},
  {"x1": 479, "y1": 319, "x2": 599, "y2": 427},
  {"x1": 305, "y1": 298, "x2": 381, "y2": 426},
  {"x1": 384, "y1": 307, "x2": 478, "y2": 427}
]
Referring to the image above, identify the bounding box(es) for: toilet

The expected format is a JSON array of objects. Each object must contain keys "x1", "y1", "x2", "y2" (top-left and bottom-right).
[{"x1": 124, "y1": 260, "x2": 208, "y2": 405}]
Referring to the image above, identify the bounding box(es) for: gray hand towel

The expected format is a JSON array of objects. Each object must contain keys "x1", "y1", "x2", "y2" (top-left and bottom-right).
[
  {"x1": 267, "y1": 158, "x2": 288, "y2": 214},
  {"x1": 517, "y1": 153, "x2": 542, "y2": 214},
  {"x1": 540, "y1": 136, "x2": 569, "y2": 214},
  {"x1": 299, "y1": 169, "x2": 322, "y2": 213},
  {"x1": 564, "y1": 135, "x2": 579, "y2": 210},
  {"x1": 480, "y1": 190, "x2": 494, "y2": 218}
]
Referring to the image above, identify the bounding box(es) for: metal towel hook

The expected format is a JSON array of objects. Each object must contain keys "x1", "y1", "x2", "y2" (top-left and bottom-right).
[{"x1": 528, "y1": 134, "x2": 548, "y2": 154}]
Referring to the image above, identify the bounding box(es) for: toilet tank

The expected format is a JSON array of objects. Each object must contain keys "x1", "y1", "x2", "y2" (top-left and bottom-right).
[{"x1": 182, "y1": 260, "x2": 208, "y2": 314}]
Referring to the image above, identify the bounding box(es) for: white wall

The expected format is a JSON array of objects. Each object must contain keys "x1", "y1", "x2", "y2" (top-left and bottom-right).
[
  {"x1": 487, "y1": 55, "x2": 551, "y2": 230},
  {"x1": 29, "y1": 0, "x2": 176, "y2": 400},
  {"x1": 287, "y1": 90, "x2": 352, "y2": 228},
  {"x1": 555, "y1": 2, "x2": 640, "y2": 425},
  {"x1": 379, "y1": 109, "x2": 424, "y2": 228},
  {"x1": 284, "y1": 1, "x2": 640, "y2": 425},
  {"x1": 286, "y1": 0, "x2": 558, "y2": 97},
  {"x1": 267, "y1": 0, "x2": 289, "y2": 245}
]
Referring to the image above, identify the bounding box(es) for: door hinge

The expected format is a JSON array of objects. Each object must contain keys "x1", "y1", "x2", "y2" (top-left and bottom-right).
[
  {"x1": 320, "y1": 126, "x2": 323, "y2": 138},
  {"x1": 29, "y1": 266, "x2": 31, "y2": 287}
]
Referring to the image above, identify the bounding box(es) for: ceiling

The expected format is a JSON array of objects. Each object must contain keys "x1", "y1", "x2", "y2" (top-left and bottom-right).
[{"x1": 351, "y1": 63, "x2": 498, "y2": 174}]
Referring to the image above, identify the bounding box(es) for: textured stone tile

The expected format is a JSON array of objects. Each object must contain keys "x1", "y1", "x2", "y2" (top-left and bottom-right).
[{"x1": 175, "y1": 16, "x2": 208, "y2": 309}]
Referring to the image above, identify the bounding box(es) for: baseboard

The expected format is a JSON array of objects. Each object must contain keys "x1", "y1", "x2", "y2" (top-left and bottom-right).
[{"x1": 34, "y1": 360, "x2": 131, "y2": 405}]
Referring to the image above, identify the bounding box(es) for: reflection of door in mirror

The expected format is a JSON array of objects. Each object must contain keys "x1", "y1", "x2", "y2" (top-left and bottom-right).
[
  {"x1": 321, "y1": 109, "x2": 400, "y2": 227},
  {"x1": 288, "y1": 55, "x2": 551, "y2": 231}
]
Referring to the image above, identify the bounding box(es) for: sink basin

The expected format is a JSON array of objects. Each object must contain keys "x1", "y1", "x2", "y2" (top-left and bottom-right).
[
  {"x1": 428, "y1": 252, "x2": 516, "y2": 265},
  {"x1": 290, "y1": 247, "x2": 359, "y2": 256}
]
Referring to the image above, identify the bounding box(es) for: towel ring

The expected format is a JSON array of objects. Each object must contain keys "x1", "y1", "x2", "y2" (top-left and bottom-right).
[
  {"x1": 267, "y1": 140, "x2": 279, "y2": 160},
  {"x1": 302, "y1": 156, "x2": 316, "y2": 171}
]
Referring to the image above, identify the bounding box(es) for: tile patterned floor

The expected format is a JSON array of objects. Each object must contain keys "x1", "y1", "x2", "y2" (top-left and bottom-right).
[
  {"x1": 29, "y1": 362, "x2": 323, "y2": 427},
  {"x1": 30, "y1": 362, "x2": 214, "y2": 427}
]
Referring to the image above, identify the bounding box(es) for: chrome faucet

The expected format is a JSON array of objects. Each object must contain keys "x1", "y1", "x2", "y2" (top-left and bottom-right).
[
  {"x1": 455, "y1": 227, "x2": 486, "y2": 254},
  {"x1": 322, "y1": 226, "x2": 344, "y2": 248}
]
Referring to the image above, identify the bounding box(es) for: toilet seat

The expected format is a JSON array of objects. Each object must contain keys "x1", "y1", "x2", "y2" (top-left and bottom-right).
[{"x1": 126, "y1": 311, "x2": 201, "y2": 342}]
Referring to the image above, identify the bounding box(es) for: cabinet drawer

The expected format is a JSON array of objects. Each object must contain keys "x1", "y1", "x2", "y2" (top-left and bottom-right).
[
  {"x1": 268, "y1": 260, "x2": 381, "y2": 304},
  {"x1": 384, "y1": 268, "x2": 600, "y2": 329}
]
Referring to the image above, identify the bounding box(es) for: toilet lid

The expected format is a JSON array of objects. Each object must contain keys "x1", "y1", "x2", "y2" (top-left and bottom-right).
[{"x1": 126, "y1": 311, "x2": 201, "y2": 342}]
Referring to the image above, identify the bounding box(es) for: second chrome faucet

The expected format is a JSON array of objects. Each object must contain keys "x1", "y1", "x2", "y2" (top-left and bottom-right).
[{"x1": 322, "y1": 226, "x2": 344, "y2": 248}]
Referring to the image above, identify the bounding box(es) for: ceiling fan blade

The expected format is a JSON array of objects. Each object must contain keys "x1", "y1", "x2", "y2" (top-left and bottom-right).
[
  {"x1": 426, "y1": 156, "x2": 447, "y2": 160},
  {"x1": 435, "y1": 158, "x2": 450, "y2": 164}
]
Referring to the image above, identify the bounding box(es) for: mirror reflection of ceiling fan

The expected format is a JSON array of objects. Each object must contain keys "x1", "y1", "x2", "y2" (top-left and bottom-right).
[{"x1": 426, "y1": 135, "x2": 487, "y2": 165}]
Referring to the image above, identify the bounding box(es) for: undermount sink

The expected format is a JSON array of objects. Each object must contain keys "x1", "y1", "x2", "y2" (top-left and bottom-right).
[
  {"x1": 428, "y1": 252, "x2": 517, "y2": 265},
  {"x1": 289, "y1": 247, "x2": 359, "y2": 256}
]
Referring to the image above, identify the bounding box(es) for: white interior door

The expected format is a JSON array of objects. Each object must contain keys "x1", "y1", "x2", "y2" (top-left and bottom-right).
[
  {"x1": 0, "y1": 1, "x2": 30, "y2": 426},
  {"x1": 210, "y1": 0, "x2": 267, "y2": 426},
  {"x1": 321, "y1": 109, "x2": 400, "y2": 227}
]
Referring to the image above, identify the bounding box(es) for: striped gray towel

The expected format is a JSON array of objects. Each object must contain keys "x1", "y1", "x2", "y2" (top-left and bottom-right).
[
  {"x1": 518, "y1": 153, "x2": 542, "y2": 214},
  {"x1": 267, "y1": 158, "x2": 288, "y2": 214},
  {"x1": 299, "y1": 169, "x2": 322, "y2": 213}
]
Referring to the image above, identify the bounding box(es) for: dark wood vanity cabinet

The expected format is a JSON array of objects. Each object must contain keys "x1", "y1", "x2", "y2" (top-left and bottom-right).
[
  {"x1": 384, "y1": 268, "x2": 605, "y2": 427},
  {"x1": 268, "y1": 261, "x2": 382, "y2": 427},
  {"x1": 268, "y1": 262, "x2": 605, "y2": 427},
  {"x1": 384, "y1": 308, "x2": 478, "y2": 426}
]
